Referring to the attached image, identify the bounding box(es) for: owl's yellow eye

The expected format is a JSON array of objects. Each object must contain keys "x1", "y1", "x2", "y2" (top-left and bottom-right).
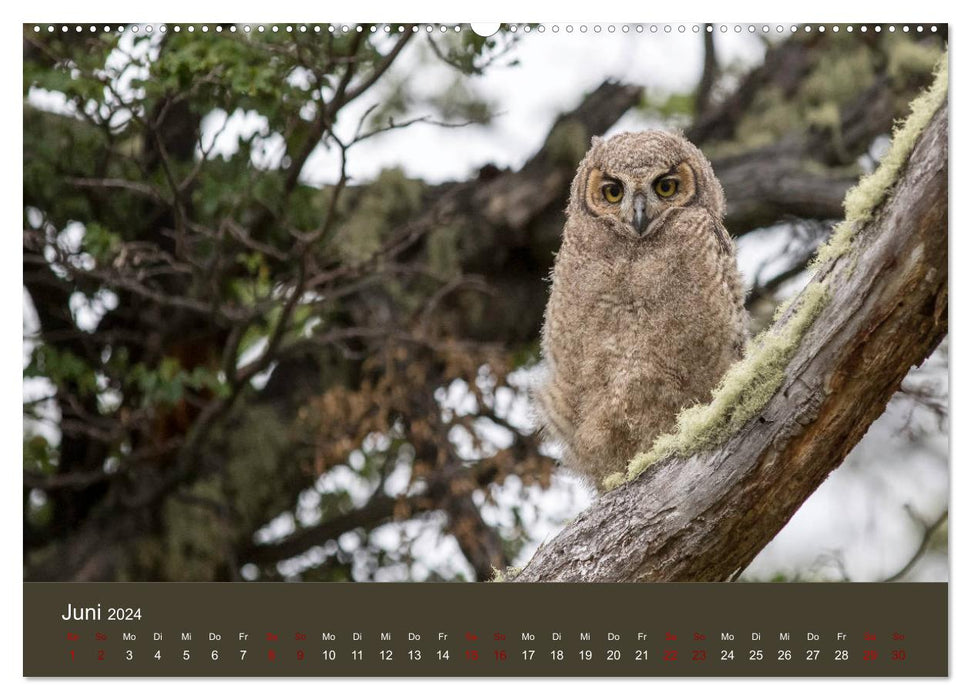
[
  {"x1": 654, "y1": 178, "x2": 679, "y2": 198},
  {"x1": 602, "y1": 182, "x2": 623, "y2": 203}
]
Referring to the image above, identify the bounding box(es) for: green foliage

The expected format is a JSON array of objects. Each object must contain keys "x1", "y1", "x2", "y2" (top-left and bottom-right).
[
  {"x1": 141, "y1": 32, "x2": 353, "y2": 128},
  {"x1": 157, "y1": 479, "x2": 229, "y2": 581},
  {"x1": 23, "y1": 109, "x2": 109, "y2": 225},
  {"x1": 366, "y1": 28, "x2": 514, "y2": 130},
  {"x1": 24, "y1": 478, "x2": 54, "y2": 530},
  {"x1": 129, "y1": 358, "x2": 229, "y2": 409},
  {"x1": 24, "y1": 435, "x2": 57, "y2": 475},
  {"x1": 425, "y1": 78, "x2": 495, "y2": 124},
  {"x1": 142, "y1": 403, "x2": 297, "y2": 580},
  {"x1": 82, "y1": 223, "x2": 122, "y2": 262},
  {"x1": 23, "y1": 33, "x2": 120, "y2": 103},
  {"x1": 335, "y1": 167, "x2": 424, "y2": 263},
  {"x1": 26, "y1": 345, "x2": 99, "y2": 397},
  {"x1": 428, "y1": 29, "x2": 521, "y2": 75},
  {"x1": 637, "y1": 89, "x2": 695, "y2": 123},
  {"x1": 426, "y1": 223, "x2": 462, "y2": 277},
  {"x1": 221, "y1": 405, "x2": 295, "y2": 528}
]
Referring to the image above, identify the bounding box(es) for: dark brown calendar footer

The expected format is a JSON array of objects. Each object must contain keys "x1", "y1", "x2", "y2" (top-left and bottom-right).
[{"x1": 24, "y1": 582, "x2": 947, "y2": 677}]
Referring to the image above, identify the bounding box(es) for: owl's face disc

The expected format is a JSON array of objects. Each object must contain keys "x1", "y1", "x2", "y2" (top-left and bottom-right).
[{"x1": 572, "y1": 130, "x2": 725, "y2": 240}]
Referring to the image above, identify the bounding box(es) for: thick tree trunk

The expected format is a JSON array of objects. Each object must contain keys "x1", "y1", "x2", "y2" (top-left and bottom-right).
[{"x1": 517, "y1": 105, "x2": 948, "y2": 583}]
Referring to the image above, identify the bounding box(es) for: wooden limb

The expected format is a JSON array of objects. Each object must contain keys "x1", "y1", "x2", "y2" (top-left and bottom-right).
[
  {"x1": 481, "y1": 81, "x2": 643, "y2": 234},
  {"x1": 239, "y1": 451, "x2": 521, "y2": 577},
  {"x1": 241, "y1": 492, "x2": 402, "y2": 567},
  {"x1": 442, "y1": 492, "x2": 508, "y2": 582},
  {"x1": 694, "y1": 29, "x2": 718, "y2": 119},
  {"x1": 688, "y1": 37, "x2": 814, "y2": 145},
  {"x1": 341, "y1": 28, "x2": 415, "y2": 107},
  {"x1": 517, "y1": 105, "x2": 947, "y2": 583},
  {"x1": 714, "y1": 148, "x2": 858, "y2": 233}
]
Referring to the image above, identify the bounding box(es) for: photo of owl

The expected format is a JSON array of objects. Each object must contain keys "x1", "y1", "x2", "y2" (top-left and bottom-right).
[
  {"x1": 536, "y1": 131, "x2": 747, "y2": 488},
  {"x1": 23, "y1": 23, "x2": 947, "y2": 584}
]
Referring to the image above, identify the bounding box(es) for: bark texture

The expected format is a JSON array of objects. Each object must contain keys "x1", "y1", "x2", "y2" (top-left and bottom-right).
[{"x1": 517, "y1": 104, "x2": 948, "y2": 583}]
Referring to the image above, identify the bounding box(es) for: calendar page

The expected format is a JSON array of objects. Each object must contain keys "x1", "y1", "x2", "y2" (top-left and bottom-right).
[{"x1": 22, "y1": 20, "x2": 949, "y2": 678}]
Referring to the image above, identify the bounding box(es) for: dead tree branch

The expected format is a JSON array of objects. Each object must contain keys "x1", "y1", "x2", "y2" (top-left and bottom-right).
[{"x1": 517, "y1": 104, "x2": 948, "y2": 583}]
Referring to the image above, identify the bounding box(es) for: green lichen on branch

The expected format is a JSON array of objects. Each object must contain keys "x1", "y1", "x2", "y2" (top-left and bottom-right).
[
  {"x1": 490, "y1": 565, "x2": 522, "y2": 583},
  {"x1": 604, "y1": 282, "x2": 830, "y2": 490},
  {"x1": 814, "y1": 54, "x2": 948, "y2": 267}
]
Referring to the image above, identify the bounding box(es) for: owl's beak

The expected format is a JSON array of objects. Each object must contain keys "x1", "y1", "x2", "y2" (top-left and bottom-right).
[{"x1": 632, "y1": 193, "x2": 649, "y2": 235}]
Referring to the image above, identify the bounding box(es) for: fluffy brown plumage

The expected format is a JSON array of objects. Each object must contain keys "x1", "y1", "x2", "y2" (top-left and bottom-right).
[{"x1": 535, "y1": 130, "x2": 747, "y2": 490}]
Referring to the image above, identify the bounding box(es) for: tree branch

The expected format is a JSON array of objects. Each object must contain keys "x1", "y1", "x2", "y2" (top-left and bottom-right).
[
  {"x1": 883, "y1": 507, "x2": 948, "y2": 583},
  {"x1": 694, "y1": 29, "x2": 718, "y2": 120},
  {"x1": 714, "y1": 148, "x2": 857, "y2": 233},
  {"x1": 517, "y1": 104, "x2": 948, "y2": 583}
]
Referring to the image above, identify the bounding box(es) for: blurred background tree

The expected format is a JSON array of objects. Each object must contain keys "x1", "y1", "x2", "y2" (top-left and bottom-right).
[{"x1": 23, "y1": 23, "x2": 947, "y2": 582}]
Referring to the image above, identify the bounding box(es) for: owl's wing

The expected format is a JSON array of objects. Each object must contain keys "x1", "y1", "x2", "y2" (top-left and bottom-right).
[
  {"x1": 710, "y1": 218, "x2": 734, "y2": 256},
  {"x1": 711, "y1": 218, "x2": 749, "y2": 354}
]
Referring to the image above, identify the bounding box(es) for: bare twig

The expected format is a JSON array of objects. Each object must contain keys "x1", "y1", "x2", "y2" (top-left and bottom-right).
[{"x1": 883, "y1": 508, "x2": 948, "y2": 583}]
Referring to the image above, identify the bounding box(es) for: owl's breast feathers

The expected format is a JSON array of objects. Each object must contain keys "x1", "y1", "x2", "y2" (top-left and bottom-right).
[{"x1": 539, "y1": 207, "x2": 747, "y2": 486}]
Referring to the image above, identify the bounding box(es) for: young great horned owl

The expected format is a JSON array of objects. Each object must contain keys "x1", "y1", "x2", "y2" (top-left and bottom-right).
[{"x1": 536, "y1": 130, "x2": 747, "y2": 490}]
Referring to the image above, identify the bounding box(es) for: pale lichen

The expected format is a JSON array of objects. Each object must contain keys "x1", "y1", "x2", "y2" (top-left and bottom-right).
[
  {"x1": 887, "y1": 35, "x2": 944, "y2": 88},
  {"x1": 607, "y1": 281, "x2": 830, "y2": 489},
  {"x1": 730, "y1": 41, "x2": 875, "y2": 155},
  {"x1": 602, "y1": 471, "x2": 627, "y2": 491},
  {"x1": 427, "y1": 222, "x2": 463, "y2": 276},
  {"x1": 802, "y1": 42, "x2": 875, "y2": 106},
  {"x1": 814, "y1": 54, "x2": 947, "y2": 267},
  {"x1": 771, "y1": 294, "x2": 795, "y2": 322},
  {"x1": 490, "y1": 565, "x2": 523, "y2": 583}
]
